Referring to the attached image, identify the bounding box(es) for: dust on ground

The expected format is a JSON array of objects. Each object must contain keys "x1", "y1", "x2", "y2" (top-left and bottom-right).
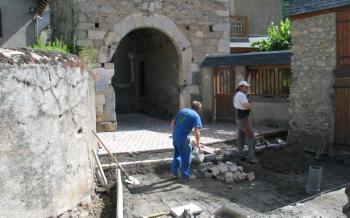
[{"x1": 63, "y1": 142, "x2": 350, "y2": 218}]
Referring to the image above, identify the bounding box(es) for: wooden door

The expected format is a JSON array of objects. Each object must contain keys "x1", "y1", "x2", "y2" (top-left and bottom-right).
[
  {"x1": 334, "y1": 78, "x2": 350, "y2": 146},
  {"x1": 214, "y1": 67, "x2": 235, "y2": 123}
]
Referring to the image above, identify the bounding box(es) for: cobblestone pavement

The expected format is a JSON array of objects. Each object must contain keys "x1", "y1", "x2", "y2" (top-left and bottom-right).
[{"x1": 98, "y1": 113, "x2": 286, "y2": 154}]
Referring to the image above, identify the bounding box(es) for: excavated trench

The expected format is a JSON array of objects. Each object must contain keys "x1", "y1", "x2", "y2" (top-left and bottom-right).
[{"x1": 88, "y1": 140, "x2": 350, "y2": 218}]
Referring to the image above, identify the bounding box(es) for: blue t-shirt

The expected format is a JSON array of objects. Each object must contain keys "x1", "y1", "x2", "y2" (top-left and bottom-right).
[{"x1": 172, "y1": 108, "x2": 202, "y2": 141}]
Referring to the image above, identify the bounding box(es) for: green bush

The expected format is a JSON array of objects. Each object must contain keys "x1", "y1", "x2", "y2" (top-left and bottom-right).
[
  {"x1": 32, "y1": 37, "x2": 69, "y2": 53},
  {"x1": 252, "y1": 19, "x2": 291, "y2": 51}
]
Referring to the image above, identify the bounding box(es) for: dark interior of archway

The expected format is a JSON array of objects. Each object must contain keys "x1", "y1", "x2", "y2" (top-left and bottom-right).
[{"x1": 111, "y1": 28, "x2": 180, "y2": 120}]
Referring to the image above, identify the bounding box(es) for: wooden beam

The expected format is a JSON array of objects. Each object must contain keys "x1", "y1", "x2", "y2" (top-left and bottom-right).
[
  {"x1": 92, "y1": 149, "x2": 108, "y2": 187},
  {"x1": 116, "y1": 168, "x2": 123, "y2": 218}
]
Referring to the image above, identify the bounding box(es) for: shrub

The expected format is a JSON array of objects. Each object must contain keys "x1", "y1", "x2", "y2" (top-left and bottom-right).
[{"x1": 252, "y1": 19, "x2": 291, "y2": 51}]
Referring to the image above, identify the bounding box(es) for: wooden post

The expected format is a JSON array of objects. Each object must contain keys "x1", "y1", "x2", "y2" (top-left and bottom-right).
[
  {"x1": 116, "y1": 168, "x2": 123, "y2": 218},
  {"x1": 92, "y1": 149, "x2": 108, "y2": 187}
]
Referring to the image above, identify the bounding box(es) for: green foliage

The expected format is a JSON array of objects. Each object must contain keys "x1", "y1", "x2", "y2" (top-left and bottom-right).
[
  {"x1": 252, "y1": 19, "x2": 291, "y2": 51},
  {"x1": 32, "y1": 37, "x2": 69, "y2": 53},
  {"x1": 33, "y1": 36, "x2": 96, "y2": 71},
  {"x1": 78, "y1": 46, "x2": 96, "y2": 71}
]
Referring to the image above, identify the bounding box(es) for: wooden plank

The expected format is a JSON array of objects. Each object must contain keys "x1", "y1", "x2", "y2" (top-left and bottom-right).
[
  {"x1": 345, "y1": 88, "x2": 350, "y2": 145},
  {"x1": 116, "y1": 168, "x2": 123, "y2": 218},
  {"x1": 92, "y1": 149, "x2": 108, "y2": 187},
  {"x1": 337, "y1": 9, "x2": 350, "y2": 67}
]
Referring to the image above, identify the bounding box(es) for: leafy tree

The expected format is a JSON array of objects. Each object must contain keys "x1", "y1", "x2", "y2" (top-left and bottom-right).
[{"x1": 252, "y1": 19, "x2": 291, "y2": 51}]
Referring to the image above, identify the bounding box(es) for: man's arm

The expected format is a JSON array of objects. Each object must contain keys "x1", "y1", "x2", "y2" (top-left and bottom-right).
[
  {"x1": 170, "y1": 119, "x2": 175, "y2": 134},
  {"x1": 194, "y1": 128, "x2": 202, "y2": 152},
  {"x1": 242, "y1": 102, "x2": 252, "y2": 110}
]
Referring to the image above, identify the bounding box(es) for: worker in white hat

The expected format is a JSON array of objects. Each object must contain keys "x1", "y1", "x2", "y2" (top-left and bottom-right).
[{"x1": 233, "y1": 80, "x2": 258, "y2": 163}]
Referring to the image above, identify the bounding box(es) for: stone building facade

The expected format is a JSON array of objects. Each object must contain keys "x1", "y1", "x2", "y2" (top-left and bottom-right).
[
  {"x1": 288, "y1": 0, "x2": 350, "y2": 152},
  {"x1": 288, "y1": 13, "x2": 336, "y2": 151},
  {"x1": 50, "y1": 0, "x2": 230, "y2": 131}
]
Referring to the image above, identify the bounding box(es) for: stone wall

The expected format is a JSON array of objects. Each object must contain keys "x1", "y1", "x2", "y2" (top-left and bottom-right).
[
  {"x1": 0, "y1": 48, "x2": 96, "y2": 217},
  {"x1": 288, "y1": 13, "x2": 337, "y2": 151},
  {"x1": 50, "y1": 0, "x2": 230, "y2": 131}
]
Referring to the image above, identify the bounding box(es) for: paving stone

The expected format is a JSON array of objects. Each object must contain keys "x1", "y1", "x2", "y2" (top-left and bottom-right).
[
  {"x1": 225, "y1": 161, "x2": 234, "y2": 165},
  {"x1": 200, "y1": 162, "x2": 213, "y2": 169},
  {"x1": 247, "y1": 172, "x2": 255, "y2": 181},
  {"x1": 229, "y1": 165, "x2": 238, "y2": 173},
  {"x1": 200, "y1": 168, "x2": 208, "y2": 174},
  {"x1": 225, "y1": 177, "x2": 234, "y2": 184},
  {"x1": 218, "y1": 163, "x2": 229, "y2": 174},
  {"x1": 210, "y1": 167, "x2": 220, "y2": 176},
  {"x1": 97, "y1": 114, "x2": 285, "y2": 154},
  {"x1": 225, "y1": 172, "x2": 233, "y2": 179}
]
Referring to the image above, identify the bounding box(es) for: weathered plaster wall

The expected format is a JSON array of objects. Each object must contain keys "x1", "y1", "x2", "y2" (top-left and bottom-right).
[
  {"x1": 229, "y1": 0, "x2": 282, "y2": 35},
  {"x1": 0, "y1": 0, "x2": 36, "y2": 48},
  {"x1": 288, "y1": 13, "x2": 336, "y2": 151},
  {"x1": 50, "y1": 0, "x2": 230, "y2": 131},
  {"x1": 251, "y1": 99, "x2": 290, "y2": 128},
  {"x1": 0, "y1": 48, "x2": 95, "y2": 217}
]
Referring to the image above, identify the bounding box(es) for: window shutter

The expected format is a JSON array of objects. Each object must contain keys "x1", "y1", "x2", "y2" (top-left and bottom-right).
[{"x1": 337, "y1": 9, "x2": 350, "y2": 67}]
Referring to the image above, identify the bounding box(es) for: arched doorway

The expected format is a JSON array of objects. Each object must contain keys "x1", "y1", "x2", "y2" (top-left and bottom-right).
[{"x1": 111, "y1": 28, "x2": 180, "y2": 120}]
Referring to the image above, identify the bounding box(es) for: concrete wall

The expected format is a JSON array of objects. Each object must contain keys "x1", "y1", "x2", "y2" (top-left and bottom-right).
[
  {"x1": 229, "y1": 0, "x2": 283, "y2": 35},
  {"x1": 0, "y1": 48, "x2": 95, "y2": 217},
  {"x1": 50, "y1": 0, "x2": 230, "y2": 131},
  {"x1": 0, "y1": 0, "x2": 36, "y2": 48},
  {"x1": 288, "y1": 13, "x2": 337, "y2": 151},
  {"x1": 251, "y1": 99, "x2": 290, "y2": 128}
]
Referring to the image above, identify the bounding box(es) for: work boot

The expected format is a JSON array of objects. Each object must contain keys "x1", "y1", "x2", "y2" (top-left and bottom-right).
[{"x1": 179, "y1": 177, "x2": 190, "y2": 183}]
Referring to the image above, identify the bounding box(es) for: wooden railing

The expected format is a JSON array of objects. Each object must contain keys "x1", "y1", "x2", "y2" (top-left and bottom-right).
[{"x1": 249, "y1": 65, "x2": 291, "y2": 97}]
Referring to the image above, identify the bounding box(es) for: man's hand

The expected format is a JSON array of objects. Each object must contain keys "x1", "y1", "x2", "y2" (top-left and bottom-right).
[{"x1": 197, "y1": 143, "x2": 204, "y2": 153}]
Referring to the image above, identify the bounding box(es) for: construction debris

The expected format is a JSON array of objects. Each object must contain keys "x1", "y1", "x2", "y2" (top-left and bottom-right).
[
  {"x1": 343, "y1": 184, "x2": 350, "y2": 217},
  {"x1": 170, "y1": 203, "x2": 203, "y2": 218},
  {"x1": 199, "y1": 161, "x2": 254, "y2": 183}
]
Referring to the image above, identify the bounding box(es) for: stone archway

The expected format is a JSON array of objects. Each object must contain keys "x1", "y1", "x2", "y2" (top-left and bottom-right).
[
  {"x1": 111, "y1": 28, "x2": 180, "y2": 119},
  {"x1": 95, "y1": 13, "x2": 194, "y2": 130}
]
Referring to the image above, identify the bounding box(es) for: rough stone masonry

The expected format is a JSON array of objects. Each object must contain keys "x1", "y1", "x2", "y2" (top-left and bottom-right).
[
  {"x1": 0, "y1": 48, "x2": 96, "y2": 218},
  {"x1": 288, "y1": 13, "x2": 336, "y2": 152},
  {"x1": 50, "y1": 0, "x2": 230, "y2": 131}
]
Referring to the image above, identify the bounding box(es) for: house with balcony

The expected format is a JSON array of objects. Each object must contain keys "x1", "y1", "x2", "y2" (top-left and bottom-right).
[
  {"x1": 229, "y1": 0, "x2": 283, "y2": 53},
  {"x1": 0, "y1": 0, "x2": 49, "y2": 48}
]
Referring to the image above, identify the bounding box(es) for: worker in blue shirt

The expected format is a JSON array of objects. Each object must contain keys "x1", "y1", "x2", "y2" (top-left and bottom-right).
[{"x1": 170, "y1": 101, "x2": 203, "y2": 183}]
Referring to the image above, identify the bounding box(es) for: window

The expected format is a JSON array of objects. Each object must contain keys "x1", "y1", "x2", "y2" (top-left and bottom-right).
[
  {"x1": 337, "y1": 9, "x2": 350, "y2": 67},
  {"x1": 249, "y1": 65, "x2": 291, "y2": 97},
  {"x1": 230, "y1": 16, "x2": 247, "y2": 37}
]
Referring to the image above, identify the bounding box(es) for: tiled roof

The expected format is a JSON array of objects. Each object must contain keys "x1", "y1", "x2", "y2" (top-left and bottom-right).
[
  {"x1": 200, "y1": 51, "x2": 292, "y2": 67},
  {"x1": 289, "y1": 0, "x2": 350, "y2": 16}
]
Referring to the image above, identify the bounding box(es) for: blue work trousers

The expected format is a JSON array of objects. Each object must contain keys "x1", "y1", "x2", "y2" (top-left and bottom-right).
[{"x1": 171, "y1": 137, "x2": 192, "y2": 179}]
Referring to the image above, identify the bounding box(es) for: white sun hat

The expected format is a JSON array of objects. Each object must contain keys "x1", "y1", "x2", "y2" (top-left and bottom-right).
[{"x1": 238, "y1": 80, "x2": 250, "y2": 87}]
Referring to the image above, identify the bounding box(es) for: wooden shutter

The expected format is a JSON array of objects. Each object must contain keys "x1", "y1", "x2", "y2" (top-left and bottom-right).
[{"x1": 337, "y1": 9, "x2": 350, "y2": 66}]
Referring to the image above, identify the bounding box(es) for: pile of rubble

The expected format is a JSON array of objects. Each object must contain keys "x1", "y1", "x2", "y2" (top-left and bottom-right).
[
  {"x1": 343, "y1": 184, "x2": 350, "y2": 217},
  {"x1": 198, "y1": 161, "x2": 255, "y2": 184}
]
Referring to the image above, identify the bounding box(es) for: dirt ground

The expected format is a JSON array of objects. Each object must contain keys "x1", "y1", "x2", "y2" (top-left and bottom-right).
[{"x1": 70, "y1": 142, "x2": 350, "y2": 218}]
